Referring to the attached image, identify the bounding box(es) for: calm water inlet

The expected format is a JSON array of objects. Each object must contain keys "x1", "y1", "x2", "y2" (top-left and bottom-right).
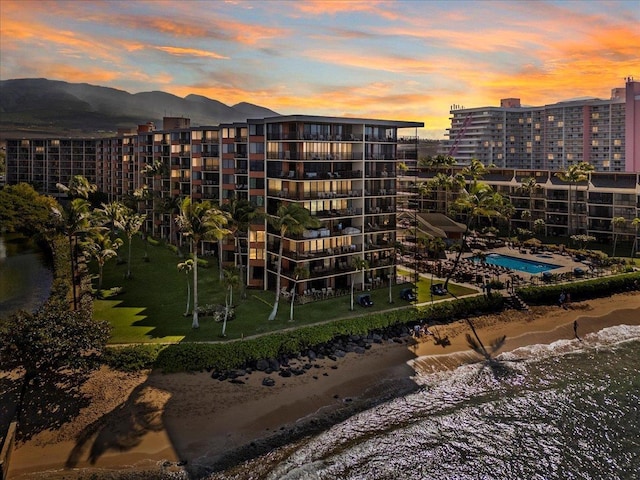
[{"x1": 0, "y1": 234, "x2": 53, "y2": 318}]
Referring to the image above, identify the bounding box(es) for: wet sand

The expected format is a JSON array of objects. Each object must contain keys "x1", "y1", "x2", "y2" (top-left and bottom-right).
[{"x1": 6, "y1": 291, "x2": 640, "y2": 479}]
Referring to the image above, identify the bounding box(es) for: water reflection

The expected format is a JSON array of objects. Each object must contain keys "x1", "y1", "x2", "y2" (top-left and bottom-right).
[{"x1": 0, "y1": 234, "x2": 53, "y2": 318}]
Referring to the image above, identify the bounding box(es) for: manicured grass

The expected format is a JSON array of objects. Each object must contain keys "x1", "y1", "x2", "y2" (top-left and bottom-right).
[
  {"x1": 94, "y1": 237, "x2": 466, "y2": 344},
  {"x1": 397, "y1": 267, "x2": 478, "y2": 302}
]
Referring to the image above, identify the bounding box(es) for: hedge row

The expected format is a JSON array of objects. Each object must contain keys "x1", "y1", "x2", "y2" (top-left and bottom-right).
[
  {"x1": 105, "y1": 294, "x2": 503, "y2": 373},
  {"x1": 516, "y1": 271, "x2": 640, "y2": 305}
]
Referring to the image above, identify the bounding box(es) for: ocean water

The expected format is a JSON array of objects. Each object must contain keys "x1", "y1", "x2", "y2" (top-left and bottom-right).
[{"x1": 220, "y1": 325, "x2": 640, "y2": 480}]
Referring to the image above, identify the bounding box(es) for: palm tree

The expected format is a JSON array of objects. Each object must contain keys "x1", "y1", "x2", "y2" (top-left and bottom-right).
[
  {"x1": 267, "y1": 202, "x2": 320, "y2": 321},
  {"x1": 444, "y1": 182, "x2": 504, "y2": 291},
  {"x1": 82, "y1": 231, "x2": 122, "y2": 294},
  {"x1": 114, "y1": 208, "x2": 146, "y2": 279},
  {"x1": 56, "y1": 175, "x2": 97, "y2": 200},
  {"x1": 555, "y1": 162, "x2": 594, "y2": 235},
  {"x1": 177, "y1": 259, "x2": 194, "y2": 316},
  {"x1": 289, "y1": 264, "x2": 310, "y2": 322},
  {"x1": 350, "y1": 256, "x2": 369, "y2": 311},
  {"x1": 175, "y1": 198, "x2": 230, "y2": 328},
  {"x1": 611, "y1": 216, "x2": 627, "y2": 258},
  {"x1": 221, "y1": 266, "x2": 240, "y2": 336},
  {"x1": 631, "y1": 217, "x2": 640, "y2": 259},
  {"x1": 161, "y1": 195, "x2": 182, "y2": 245},
  {"x1": 222, "y1": 195, "x2": 261, "y2": 294},
  {"x1": 388, "y1": 241, "x2": 404, "y2": 304},
  {"x1": 533, "y1": 218, "x2": 546, "y2": 235},
  {"x1": 519, "y1": 177, "x2": 540, "y2": 231},
  {"x1": 94, "y1": 201, "x2": 125, "y2": 240}
]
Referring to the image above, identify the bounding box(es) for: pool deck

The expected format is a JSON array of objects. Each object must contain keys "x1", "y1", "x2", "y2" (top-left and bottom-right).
[{"x1": 439, "y1": 245, "x2": 601, "y2": 285}]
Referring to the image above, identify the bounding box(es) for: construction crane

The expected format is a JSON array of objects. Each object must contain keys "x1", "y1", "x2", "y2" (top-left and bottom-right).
[{"x1": 447, "y1": 113, "x2": 472, "y2": 156}]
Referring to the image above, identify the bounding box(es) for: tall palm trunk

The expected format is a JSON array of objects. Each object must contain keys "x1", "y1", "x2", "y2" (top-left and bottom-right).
[
  {"x1": 68, "y1": 233, "x2": 77, "y2": 310},
  {"x1": 192, "y1": 240, "x2": 200, "y2": 328},
  {"x1": 268, "y1": 236, "x2": 284, "y2": 321},
  {"x1": 184, "y1": 277, "x2": 191, "y2": 316},
  {"x1": 443, "y1": 222, "x2": 470, "y2": 291},
  {"x1": 218, "y1": 240, "x2": 224, "y2": 280},
  {"x1": 289, "y1": 279, "x2": 297, "y2": 321},
  {"x1": 237, "y1": 232, "x2": 247, "y2": 299}
]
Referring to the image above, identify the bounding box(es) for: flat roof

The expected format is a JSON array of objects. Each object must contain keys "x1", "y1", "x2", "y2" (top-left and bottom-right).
[{"x1": 252, "y1": 114, "x2": 423, "y2": 128}]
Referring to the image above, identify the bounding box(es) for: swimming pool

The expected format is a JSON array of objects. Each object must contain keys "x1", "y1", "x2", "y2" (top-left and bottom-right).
[{"x1": 468, "y1": 253, "x2": 561, "y2": 274}]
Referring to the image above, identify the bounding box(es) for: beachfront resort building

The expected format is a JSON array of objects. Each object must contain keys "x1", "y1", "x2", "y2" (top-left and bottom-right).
[
  {"x1": 5, "y1": 115, "x2": 423, "y2": 293},
  {"x1": 414, "y1": 166, "x2": 640, "y2": 247},
  {"x1": 441, "y1": 78, "x2": 640, "y2": 172}
]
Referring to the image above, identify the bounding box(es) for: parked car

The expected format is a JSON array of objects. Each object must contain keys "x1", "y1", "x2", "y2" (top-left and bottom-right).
[
  {"x1": 357, "y1": 294, "x2": 374, "y2": 307},
  {"x1": 400, "y1": 288, "x2": 417, "y2": 302},
  {"x1": 430, "y1": 284, "x2": 447, "y2": 296}
]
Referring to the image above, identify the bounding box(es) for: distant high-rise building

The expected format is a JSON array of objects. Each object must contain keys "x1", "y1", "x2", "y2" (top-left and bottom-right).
[{"x1": 441, "y1": 78, "x2": 640, "y2": 172}]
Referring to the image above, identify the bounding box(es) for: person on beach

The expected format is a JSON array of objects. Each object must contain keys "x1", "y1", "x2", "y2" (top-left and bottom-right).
[
  {"x1": 559, "y1": 292, "x2": 566, "y2": 309},
  {"x1": 573, "y1": 320, "x2": 580, "y2": 340}
]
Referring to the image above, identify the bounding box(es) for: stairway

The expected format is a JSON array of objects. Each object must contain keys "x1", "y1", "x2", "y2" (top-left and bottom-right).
[{"x1": 506, "y1": 293, "x2": 529, "y2": 311}]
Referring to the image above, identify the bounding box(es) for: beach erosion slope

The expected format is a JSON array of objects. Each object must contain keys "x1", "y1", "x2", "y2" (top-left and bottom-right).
[{"x1": 6, "y1": 291, "x2": 640, "y2": 479}]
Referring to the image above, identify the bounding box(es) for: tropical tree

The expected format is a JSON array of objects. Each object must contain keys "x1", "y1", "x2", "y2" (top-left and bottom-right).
[
  {"x1": 631, "y1": 217, "x2": 640, "y2": 259},
  {"x1": 388, "y1": 241, "x2": 404, "y2": 304},
  {"x1": 555, "y1": 162, "x2": 594, "y2": 235},
  {"x1": 52, "y1": 197, "x2": 93, "y2": 310},
  {"x1": 289, "y1": 264, "x2": 310, "y2": 321},
  {"x1": 114, "y1": 208, "x2": 146, "y2": 279},
  {"x1": 82, "y1": 231, "x2": 122, "y2": 293},
  {"x1": 350, "y1": 256, "x2": 369, "y2": 311},
  {"x1": 222, "y1": 194, "x2": 262, "y2": 291},
  {"x1": 533, "y1": 218, "x2": 546, "y2": 235},
  {"x1": 611, "y1": 216, "x2": 627, "y2": 258},
  {"x1": 267, "y1": 202, "x2": 320, "y2": 321},
  {"x1": 519, "y1": 176, "x2": 541, "y2": 231},
  {"x1": 570, "y1": 234, "x2": 596, "y2": 250},
  {"x1": 0, "y1": 183, "x2": 59, "y2": 238},
  {"x1": 161, "y1": 195, "x2": 182, "y2": 246},
  {"x1": 177, "y1": 259, "x2": 194, "y2": 316},
  {"x1": 0, "y1": 306, "x2": 110, "y2": 424},
  {"x1": 444, "y1": 182, "x2": 505, "y2": 290},
  {"x1": 221, "y1": 266, "x2": 240, "y2": 336},
  {"x1": 56, "y1": 175, "x2": 97, "y2": 201},
  {"x1": 95, "y1": 201, "x2": 125, "y2": 240},
  {"x1": 175, "y1": 198, "x2": 230, "y2": 328}
]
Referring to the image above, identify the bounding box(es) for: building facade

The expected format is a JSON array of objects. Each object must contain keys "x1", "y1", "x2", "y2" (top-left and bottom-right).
[
  {"x1": 441, "y1": 78, "x2": 640, "y2": 172},
  {"x1": 416, "y1": 167, "x2": 640, "y2": 247},
  {"x1": 5, "y1": 115, "x2": 423, "y2": 293}
]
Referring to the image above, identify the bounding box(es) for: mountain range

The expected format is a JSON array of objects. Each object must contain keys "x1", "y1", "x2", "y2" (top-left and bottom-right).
[{"x1": 0, "y1": 78, "x2": 279, "y2": 138}]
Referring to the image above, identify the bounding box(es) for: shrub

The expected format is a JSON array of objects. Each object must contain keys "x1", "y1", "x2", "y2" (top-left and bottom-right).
[
  {"x1": 103, "y1": 344, "x2": 164, "y2": 371},
  {"x1": 517, "y1": 271, "x2": 640, "y2": 305}
]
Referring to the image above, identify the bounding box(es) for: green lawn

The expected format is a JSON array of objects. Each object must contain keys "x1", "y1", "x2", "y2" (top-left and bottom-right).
[
  {"x1": 396, "y1": 267, "x2": 478, "y2": 302},
  {"x1": 94, "y1": 237, "x2": 474, "y2": 344}
]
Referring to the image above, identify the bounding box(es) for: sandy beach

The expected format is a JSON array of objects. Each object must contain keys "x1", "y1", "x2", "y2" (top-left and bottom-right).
[{"x1": 6, "y1": 291, "x2": 640, "y2": 479}]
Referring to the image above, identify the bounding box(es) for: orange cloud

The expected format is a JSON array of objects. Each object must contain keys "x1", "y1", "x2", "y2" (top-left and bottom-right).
[
  {"x1": 154, "y1": 46, "x2": 229, "y2": 60},
  {"x1": 292, "y1": 0, "x2": 400, "y2": 20}
]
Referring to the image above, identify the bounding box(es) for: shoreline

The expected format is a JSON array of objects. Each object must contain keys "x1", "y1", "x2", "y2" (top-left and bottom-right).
[{"x1": 6, "y1": 291, "x2": 640, "y2": 479}]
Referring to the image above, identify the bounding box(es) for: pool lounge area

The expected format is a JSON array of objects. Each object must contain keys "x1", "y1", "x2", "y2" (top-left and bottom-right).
[{"x1": 469, "y1": 253, "x2": 562, "y2": 275}]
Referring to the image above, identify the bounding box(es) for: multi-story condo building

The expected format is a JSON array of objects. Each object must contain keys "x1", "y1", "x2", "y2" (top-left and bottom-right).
[
  {"x1": 441, "y1": 78, "x2": 640, "y2": 172},
  {"x1": 5, "y1": 114, "x2": 423, "y2": 293},
  {"x1": 416, "y1": 167, "x2": 640, "y2": 247}
]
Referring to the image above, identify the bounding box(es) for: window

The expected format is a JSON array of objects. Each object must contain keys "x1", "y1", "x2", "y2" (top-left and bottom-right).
[
  {"x1": 222, "y1": 159, "x2": 234, "y2": 169},
  {"x1": 509, "y1": 136, "x2": 515, "y2": 142},
  {"x1": 250, "y1": 248, "x2": 265, "y2": 260},
  {"x1": 535, "y1": 135, "x2": 541, "y2": 142},
  {"x1": 557, "y1": 121, "x2": 564, "y2": 127},
  {"x1": 222, "y1": 128, "x2": 231, "y2": 138},
  {"x1": 614, "y1": 139, "x2": 622, "y2": 146},
  {"x1": 547, "y1": 115, "x2": 554, "y2": 122},
  {"x1": 249, "y1": 124, "x2": 264, "y2": 136},
  {"x1": 592, "y1": 140, "x2": 599, "y2": 146},
  {"x1": 592, "y1": 126, "x2": 599, "y2": 133},
  {"x1": 222, "y1": 144, "x2": 235, "y2": 154},
  {"x1": 592, "y1": 112, "x2": 600, "y2": 119},
  {"x1": 250, "y1": 230, "x2": 266, "y2": 242},
  {"x1": 548, "y1": 154, "x2": 554, "y2": 160},
  {"x1": 557, "y1": 140, "x2": 564, "y2": 147},
  {"x1": 250, "y1": 142, "x2": 265, "y2": 154},
  {"x1": 535, "y1": 123, "x2": 540, "y2": 129}
]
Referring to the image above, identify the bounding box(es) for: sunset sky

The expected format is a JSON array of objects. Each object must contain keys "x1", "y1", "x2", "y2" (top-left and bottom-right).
[{"x1": 1, "y1": 0, "x2": 638, "y2": 138}]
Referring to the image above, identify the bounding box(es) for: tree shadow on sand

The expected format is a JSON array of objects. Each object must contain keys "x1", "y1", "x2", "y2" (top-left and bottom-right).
[
  {"x1": 466, "y1": 333, "x2": 520, "y2": 379},
  {"x1": 65, "y1": 382, "x2": 165, "y2": 467},
  {"x1": 14, "y1": 370, "x2": 93, "y2": 443}
]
